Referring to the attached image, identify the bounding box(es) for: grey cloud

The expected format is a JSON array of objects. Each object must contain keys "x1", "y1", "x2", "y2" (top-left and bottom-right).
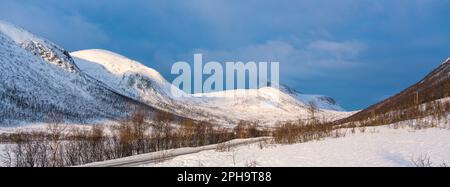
[
  {"x1": 0, "y1": 0, "x2": 109, "y2": 50},
  {"x1": 182, "y1": 39, "x2": 367, "y2": 81}
]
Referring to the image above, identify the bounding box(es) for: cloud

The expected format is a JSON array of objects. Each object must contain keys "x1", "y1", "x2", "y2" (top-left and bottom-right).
[
  {"x1": 191, "y1": 40, "x2": 296, "y2": 62},
  {"x1": 0, "y1": 0, "x2": 108, "y2": 50},
  {"x1": 307, "y1": 40, "x2": 367, "y2": 59},
  {"x1": 177, "y1": 39, "x2": 367, "y2": 83},
  {"x1": 0, "y1": 0, "x2": 448, "y2": 110}
]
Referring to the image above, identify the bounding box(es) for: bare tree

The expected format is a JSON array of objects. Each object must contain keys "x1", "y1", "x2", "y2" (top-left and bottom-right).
[
  {"x1": 152, "y1": 110, "x2": 173, "y2": 151},
  {"x1": 307, "y1": 101, "x2": 319, "y2": 123},
  {"x1": 411, "y1": 154, "x2": 433, "y2": 167},
  {"x1": 130, "y1": 111, "x2": 151, "y2": 154},
  {"x1": 47, "y1": 120, "x2": 66, "y2": 167},
  {"x1": 1, "y1": 146, "x2": 12, "y2": 167}
]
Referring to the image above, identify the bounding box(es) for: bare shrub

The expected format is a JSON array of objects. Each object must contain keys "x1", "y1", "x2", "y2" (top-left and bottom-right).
[
  {"x1": 307, "y1": 101, "x2": 319, "y2": 122},
  {"x1": 5, "y1": 130, "x2": 49, "y2": 167},
  {"x1": 46, "y1": 121, "x2": 66, "y2": 167},
  {"x1": 0, "y1": 146, "x2": 12, "y2": 167},
  {"x1": 337, "y1": 97, "x2": 450, "y2": 129},
  {"x1": 258, "y1": 139, "x2": 271, "y2": 150},
  {"x1": 0, "y1": 110, "x2": 265, "y2": 167},
  {"x1": 333, "y1": 129, "x2": 346, "y2": 138},
  {"x1": 152, "y1": 110, "x2": 173, "y2": 151},
  {"x1": 273, "y1": 120, "x2": 333, "y2": 144},
  {"x1": 245, "y1": 160, "x2": 258, "y2": 167},
  {"x1": 230, "y1": 149, "x2": 238, "y2": 166},
  {"x1": 216, "y1": 142, "x2": 230, "y2": 152},
  {"x1": 154, "y1": 150, "x2": 170, "y2": 163},
  {"x1": 359, "y1": 127, "x2": 366, "y2": 133},
  {"x1": 411, "y1": 154, "x2": 433, "y2": 167}
]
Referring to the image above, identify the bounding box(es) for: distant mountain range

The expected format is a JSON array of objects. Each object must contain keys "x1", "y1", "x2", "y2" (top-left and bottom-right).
[{"x1": 0, "y1": 21, "x2": 350, "y2": 126}]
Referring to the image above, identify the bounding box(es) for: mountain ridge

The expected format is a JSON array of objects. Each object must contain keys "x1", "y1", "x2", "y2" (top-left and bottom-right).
[
  {"x1": 0, "y1": 20, "x2": 351, "y2": 127},
  {"x1": 0, "y1": 21, "x2": 165, "y2": 125},
  {"x1": 337, "y1": 57, "x2": 450, "y2": 125},
  {"x1": 71, "y1": 49, "x2": 350, "y2": 126}
]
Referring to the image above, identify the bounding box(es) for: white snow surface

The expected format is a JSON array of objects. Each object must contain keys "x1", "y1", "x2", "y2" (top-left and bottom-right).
[
  {"x1": 139, "y1": 127, "x2": 450, "y2": 167},
  {"x1": 80, "y1": 137, "x2": 270, "y2": 167},
  {"x1": 0, "y1": 21, "x2": 38, "y2": 43},
  {"x1": 0, "y1": 20, "x2": 79, "y2": 73},
  {"x1": 0, "y1": 21, "x2": 142, "y2": 125},
  {"x1": 71, "y1": 49, "x2": 352, "y2": 126},
  {"x1": 71, "y1": 49, "x2": 166, "y2": 83},
  {"x1": 444, "y1": 58, "x2": 450, "y2": 64},
  {"x1": 0, "y1": 20, "x2": 351, "y2": 127}
]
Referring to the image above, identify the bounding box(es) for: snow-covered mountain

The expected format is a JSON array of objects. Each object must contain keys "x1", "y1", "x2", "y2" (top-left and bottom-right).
[
  {"x1": 71, "y1": 49, "x2": 350, "y2": 126},
  {"x1": 0, "y1": 21, "x2": 156, "y2": 125},
  {"x1": 0, "y1": 20, "x2": 349, "y2": 127},
  {"x1": 338, "y1": 58, "x2": 450, "y2": 125},
  {"x1": 277, "y1": 84, "x2": 343, "y2": 111},
  {"x1": 0, "y1": 21, "x2": 79, "y2": 74}
]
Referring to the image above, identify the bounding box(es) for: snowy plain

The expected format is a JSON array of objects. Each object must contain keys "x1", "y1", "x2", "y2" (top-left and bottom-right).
[{"x1": 139, "y1": 126, "x2": 450, "y2": 167}]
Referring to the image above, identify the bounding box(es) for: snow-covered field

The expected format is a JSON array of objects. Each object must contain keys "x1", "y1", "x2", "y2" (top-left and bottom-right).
[
  {"x1": 140, "y1": 127, "x2": 450, "y2": 167},
  {"x1": 0, "y1": 120, "x2": 123, "y2": 135}
]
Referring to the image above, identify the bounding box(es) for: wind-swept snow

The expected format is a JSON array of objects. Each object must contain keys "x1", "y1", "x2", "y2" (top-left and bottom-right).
[
  {"x1": 0, "y1": 21, "x2": 79, "y2": 73},
  {"x1": 0, "y1": 21, "x2": 40, "y2": 44}
]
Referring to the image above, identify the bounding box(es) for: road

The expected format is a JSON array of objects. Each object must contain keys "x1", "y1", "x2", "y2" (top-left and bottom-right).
[{"x1": 80, "y1": 137, "x2": 271, "y2": 167}]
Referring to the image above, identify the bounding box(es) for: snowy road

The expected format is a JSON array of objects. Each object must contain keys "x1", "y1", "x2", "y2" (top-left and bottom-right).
[
  {"x1": 79, "y1": 126, "x2": 450, "y2": 167},
  {"x1": 142, "y1": 127, "x2": 450, "y2": 167},
  {"x1": 80, "y1": 137, "x2": 271, "y2": 167}
]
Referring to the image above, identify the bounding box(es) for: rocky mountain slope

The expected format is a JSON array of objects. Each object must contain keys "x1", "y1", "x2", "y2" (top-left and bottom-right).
[
  {"x1": 337, "y1": 58, "x2": 450, "y2": 125},
  {"x1": 0, "y1": 21, "x2": 157, "y2": 125}
]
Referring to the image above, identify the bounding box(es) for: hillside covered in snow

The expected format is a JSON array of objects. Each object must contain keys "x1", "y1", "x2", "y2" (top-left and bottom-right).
[
  {"x1": 1, "y1": 20, "x2": 449, "y2": 168},
  {"x1": 0, "y1": 21, "x2": 158, "y2": 125},
  {"x1": 71, "y1": 49, "x2": 351, "y2": 126},
  {"x1": 0, "y1": 20, "x2": 352, "y2": 127}
]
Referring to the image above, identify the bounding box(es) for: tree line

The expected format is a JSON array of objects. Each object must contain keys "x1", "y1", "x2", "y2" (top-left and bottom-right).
[{"x1": 0, "y1": 111, "x2": 269, "y2": 167}]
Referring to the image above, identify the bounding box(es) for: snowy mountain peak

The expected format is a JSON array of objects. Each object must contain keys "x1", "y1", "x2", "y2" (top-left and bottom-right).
[
  {"x1": 1, "y1": 20, "x2": 351, "y2": 126},
  {"x1": 0, "y1": 26, "x2": 149, "y2": 125},
  {"x1": 71, "y1": 49, "x2": 165, "y2": 82},
  {"x1": 71, "y1": 48, "x2": 349, "y2": 125},
  {"x1": 0, "y1": 21, "x2": 36, "y2": 44},
  {"x1": 278, "y1": 83, "x2": 302, "y2": 95},
  {"x1": 444, "y1": 58, "x2": 450, "y2": 65},
  {"x1": 0, "y1": 20, "x2": 79, "y2": 73},
  {"x1": 277, "y1": 83, "x2": 343, "y2": 111}
]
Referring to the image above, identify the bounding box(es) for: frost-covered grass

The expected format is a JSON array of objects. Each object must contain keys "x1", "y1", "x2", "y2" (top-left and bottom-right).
[{"x1": 141, "y1": 126, "x2": 450, "y2": 167}]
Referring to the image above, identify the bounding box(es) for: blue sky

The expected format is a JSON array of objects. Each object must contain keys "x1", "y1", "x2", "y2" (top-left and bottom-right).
[{"x1": 1, "y1": 0, "x2": 449, "y2": 110}]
